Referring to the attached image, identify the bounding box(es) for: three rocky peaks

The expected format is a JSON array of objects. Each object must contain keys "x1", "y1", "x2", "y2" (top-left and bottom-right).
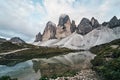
[{"x1": 34, "y1": 14, "x2": 120, "y2": 42}]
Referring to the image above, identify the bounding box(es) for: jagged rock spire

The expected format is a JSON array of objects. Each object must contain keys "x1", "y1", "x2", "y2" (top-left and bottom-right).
[
  {"x1": 34, "y1": 32, "x2": 42, "y2": 42},
  {"x1": 42, "y1": 21, "x2": 57, "y2": 41},
  {"x1": 77, "y1": 18, "x2": 92, "y2": 35}
]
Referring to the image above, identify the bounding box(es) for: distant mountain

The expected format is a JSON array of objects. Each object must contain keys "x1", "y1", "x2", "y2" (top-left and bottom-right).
[
  {"x1": 0, "y1": 38, "x2": 7, "y2": 43},
  {"x1": 102, "y1": 16, "x2": 120, "y2": 28},
  {"x1": 10, "y1": 37, "x2": 25, "y2": 44}
]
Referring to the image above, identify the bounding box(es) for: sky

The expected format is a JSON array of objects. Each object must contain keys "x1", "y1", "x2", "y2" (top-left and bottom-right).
[{"x1": 0, "y1": 0, "x2": 120, "y2": 42}]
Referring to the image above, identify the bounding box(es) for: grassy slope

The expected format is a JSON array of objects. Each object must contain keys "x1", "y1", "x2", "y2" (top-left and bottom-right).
[
  {"x1": 90, "y1": 39, "x2": 120, "y2": 80},
  {"x1": 0, "y1": 42, "x2": 23, "y2": 53},
  {"x1": 0, "y1": 41, "x2": 35, "y2": 53}
]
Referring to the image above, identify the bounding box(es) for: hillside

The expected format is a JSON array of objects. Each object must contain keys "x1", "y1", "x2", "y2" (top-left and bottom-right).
[
  {"x1": 90, "y1": 39, "x2": 120, "y2": 80},
  {"x1": 0, "y1": 41, "x2": 35, "y2": 53},
  {"x1": 0, "y1": 42, "x2": 23, "y2": 53}
]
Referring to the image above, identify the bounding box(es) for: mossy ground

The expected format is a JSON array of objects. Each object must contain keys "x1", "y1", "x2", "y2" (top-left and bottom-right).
[{"x1": 90, "y1": 39, "x2": 120, "y2": 80}]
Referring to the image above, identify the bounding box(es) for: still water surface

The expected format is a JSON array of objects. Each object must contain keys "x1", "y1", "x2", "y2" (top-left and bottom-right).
[{"x1": 0, "y1": 51, "x2": 95, "y2": 80}]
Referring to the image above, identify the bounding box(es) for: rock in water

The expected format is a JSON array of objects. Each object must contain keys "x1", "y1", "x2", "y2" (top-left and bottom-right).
[
  {"x1": 10, "y1": 37, "x2": 25, "y2": 44},
  {"x1": 56, "y1": 14, "x2": 72, "y2": 39},
  {"x1": 34, "y1": 32, "x2": 42, "y2": 42},
  {"x1": 77, "y1": 18, "x2": 92, "y2": 35},
  {"x1": 42, "y1": 21, "x2": 56, "y2": 41}
]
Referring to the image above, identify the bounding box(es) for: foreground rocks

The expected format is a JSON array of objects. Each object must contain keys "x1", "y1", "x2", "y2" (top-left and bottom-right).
[{"x1": 54, "y1": 69, "x2": 100, "y2": 80}]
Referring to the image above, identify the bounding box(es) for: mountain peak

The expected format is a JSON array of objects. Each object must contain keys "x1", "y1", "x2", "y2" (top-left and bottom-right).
[
  {"x1": 110, "y1": 16, "x2": 118, "y2": 23},
  {"x1": 91, "y1": 17, "x2": 100, "y2": 29},
  {"x1": 109, "y1": 16, "x2": 120, "y2": 28},
  {"x1": 58, "y1": 14, "x2": 70, "y2": 27},
  {"x1": 47, "y1": 21, "x2": 56, "y2": 27},
  {"x1": 77, "y1": 17, "x2": 92, "y2": 35},
  {"x1": 56, "y1": 14, "x2": 72, "y2": 39},
  {"x1": 42, "y1": 21, "x2": 56, "y2": 41}
]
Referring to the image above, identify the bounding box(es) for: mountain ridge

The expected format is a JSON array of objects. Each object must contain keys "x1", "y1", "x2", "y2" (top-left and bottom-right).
[{"x1": 34, "y1": 15, "x2": 120, "y2": 42}]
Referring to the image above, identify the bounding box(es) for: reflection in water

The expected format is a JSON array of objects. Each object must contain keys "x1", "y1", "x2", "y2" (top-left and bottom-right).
[
  {"x1": 0, "y1": 60, "x2": 41, "y2": 80},
  {"x1": 0, "y1": 51, "x2": 95, "y2": 80},
  {"x1": 32, "y1": 51, "x2": 95, "y2": 77}
]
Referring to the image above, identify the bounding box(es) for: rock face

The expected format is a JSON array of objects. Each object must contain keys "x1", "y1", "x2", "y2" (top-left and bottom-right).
[
  {"x1": 56, "y1": 14, "x2": 72, "y2": 39},
  {"x1": 10, "y1": 37, "x2": 25, "y2": 44},
  {"x1": 0, "y1": 38, "x2": 7, "y2": 43},
  {"x1": 77, "y1": 18, "x2": 92, "y2": 35},
  {"x1": 34, "y1": 32, "x2": 42, "y2": 42},
  {"x1": 102, "y1": 16, "x2": 120, "y2": 28},
  {"x1": 70, "y1": 20, "x2": 76, "y2": 33},
  {"x1": 91, "y1": 17, "x2": 100, "y2": 29},
  {"x1": 108, "y1": 16, "x2": 120, "y2": 28},
  {"x1": 77, "y1": 17, "x2": 100, "y2": 35},
  {"x1": 42, "y1": 21, "x2": 56, "y2": 41}
]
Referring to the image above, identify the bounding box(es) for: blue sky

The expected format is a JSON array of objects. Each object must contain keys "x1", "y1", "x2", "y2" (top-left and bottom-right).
[{"x1": 0, "y1": 0, "x2": 120, "y2": 42}]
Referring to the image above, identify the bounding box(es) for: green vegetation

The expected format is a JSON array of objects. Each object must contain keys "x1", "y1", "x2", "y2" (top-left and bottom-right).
[
  {"x1": 0, "y1": 76, "x2": 17, "y2": 80},
  {"x1": 0, "y1": 42, "x2": 23, "y2": 53},
  {"x1": 90, "y1": 39, "x2": 120, "y2": 80},
  {"x1": 0, "y1": 41, "x2": 35, "y2": 53},
  {"x1": 0, "y1": 46, "x2": 76, "y2": 66}
]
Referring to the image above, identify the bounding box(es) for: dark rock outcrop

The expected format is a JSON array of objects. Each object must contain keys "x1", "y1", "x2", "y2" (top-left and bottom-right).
[
  {"x1": 70, "y1": 20, "x2": 76, "y2": 33},
  {"x1": 42, "y1": 21, "x2": 56, "y2": 41},
  {"x1": 102, "y1": 22, "x2": 108, "y2": 26},
  {"x1": 77, "y1": 18, "x2": 92, "y2": 35},
  {"x1": 10, "y1": 37, "x2": 25, "y2": 44},
  {"x1": 108, "y1": 16, "x2": 120, "y2": 28},
  {"x1": 102, "y1": 16, "x2": 120, "y2": 28},
  {"x1": 34, "y1": 32, "x2": 42, "y2": 42},
  {"x1": 91, "y1": 17, "x2": 100, "y2": 29}
]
